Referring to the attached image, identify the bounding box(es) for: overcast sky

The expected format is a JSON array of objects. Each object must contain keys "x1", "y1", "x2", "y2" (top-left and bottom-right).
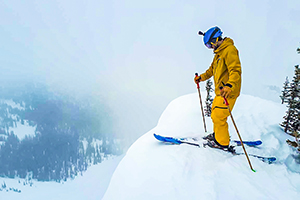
[{"x1": 1, "y1": 0, "x2": 299, "y2": 144}]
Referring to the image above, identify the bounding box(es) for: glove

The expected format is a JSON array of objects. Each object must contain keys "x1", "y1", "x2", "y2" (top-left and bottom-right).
[
  {"x1": 194, "y1": 76, "x2": 202, "y2": 84},
  {"x1": 220, "y1": 86, "x2": 232, "y2": 99}
]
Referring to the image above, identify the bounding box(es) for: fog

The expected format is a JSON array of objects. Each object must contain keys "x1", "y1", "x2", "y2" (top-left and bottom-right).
[{"x1": 1, "y1": 0, "x2": 299, "y2": 145}]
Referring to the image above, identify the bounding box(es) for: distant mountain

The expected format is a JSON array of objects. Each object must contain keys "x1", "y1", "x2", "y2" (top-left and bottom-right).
[{"x1": 0, "y1": 82, "x2": 122, "y2": 181}]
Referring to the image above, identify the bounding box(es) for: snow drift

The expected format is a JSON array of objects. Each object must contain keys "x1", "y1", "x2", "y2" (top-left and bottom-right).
[{"x1": 103, "y1": 93, "x2": 300, "y2": 200}]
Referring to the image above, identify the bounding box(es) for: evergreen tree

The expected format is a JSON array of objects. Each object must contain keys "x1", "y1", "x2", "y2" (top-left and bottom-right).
[
  {"x1": 85, "y1": 139, "x2": 95, "y2": 165},
  {"x1": 281, "y1": 65, "x2": 300, "y2": 134},
  {"x1": 204, "y1": 79, "x2": 214, "y2": 117},
  {"x1": 280, "y1": 77, "x2": 290, "y2": 104},
  {"x1": 286, "y1": 131, "x2": 300, "y2": 152},
  {"x1": 0, "y1": 133, "x2": 20, "y2": 178}
]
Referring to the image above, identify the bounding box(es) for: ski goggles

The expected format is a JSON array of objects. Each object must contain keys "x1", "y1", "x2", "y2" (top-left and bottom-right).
[{"x1": 205, "y1": 37, "x2": 218, "y2": 49}]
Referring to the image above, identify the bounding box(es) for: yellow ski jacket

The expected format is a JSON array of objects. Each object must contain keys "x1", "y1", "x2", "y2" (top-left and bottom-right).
[{"x1": 200, "y1": 37, "x2": 242, "y2": 98}]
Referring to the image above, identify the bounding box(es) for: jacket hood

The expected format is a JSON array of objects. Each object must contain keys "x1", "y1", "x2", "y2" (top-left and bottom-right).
[{"x1": 214, "y1": 37, "x2": 234, "y2": 54}]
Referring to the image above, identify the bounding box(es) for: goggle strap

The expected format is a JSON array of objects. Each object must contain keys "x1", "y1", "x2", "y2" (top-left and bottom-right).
[
  {"x1": 207, "y1": 27, "x2": 220, "y2": 44},
  {"x1": 211, "y1": 37, "x2": 219, "y2": 46}
]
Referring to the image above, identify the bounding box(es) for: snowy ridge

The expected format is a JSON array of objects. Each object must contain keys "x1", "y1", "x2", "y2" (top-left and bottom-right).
[{"x1": 103, "y1": 93, "x2": 300, "y2": 200}]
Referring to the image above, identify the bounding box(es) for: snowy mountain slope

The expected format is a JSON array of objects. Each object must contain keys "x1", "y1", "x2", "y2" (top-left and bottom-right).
[
  {"x1": 0, "y1": 99, "x2": 36, "y2": 140},
  {"x1": 0, "y1": 155, "x2": 124, "y2": 200},
  {"x1": 103, "y1": 93, "x2": 300, "y2": 200}
]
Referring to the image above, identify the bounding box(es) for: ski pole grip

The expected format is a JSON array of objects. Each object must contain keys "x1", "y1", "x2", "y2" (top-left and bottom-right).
[
  {"x1": 223, "y1": 97, "x2": 229, "y2": 106},
  {"x1": 195, "y1": 73, "x2": 200, "y2": 89},
  {"x1": 219, "y1": 85, "x2": 229, "y2": 106}
]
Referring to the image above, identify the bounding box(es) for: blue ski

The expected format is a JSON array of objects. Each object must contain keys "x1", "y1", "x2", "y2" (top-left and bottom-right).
[
  {"x1": 234, "y1": 140, "x2": 262, "y2": 146},
  {"x1": 154, "y1": 133, "x2": 261, "y2": 147},
  {"x1": 154, "y1": 133, "x2": 200, "y2": 146},
  {"x1": 236, "y1": 152, "x2": 276, "y2": 164},
  {"x1": 153, "y1": 133, "x2": 276, "y2": 164},
  {"x1": 157, "y1": 133, "x2": 262, "y2": 147}
]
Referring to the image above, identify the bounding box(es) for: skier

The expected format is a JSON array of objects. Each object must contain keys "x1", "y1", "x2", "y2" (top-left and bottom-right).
[{"x1": 195, "y1": 26, "x2": 242, "y2": 151}]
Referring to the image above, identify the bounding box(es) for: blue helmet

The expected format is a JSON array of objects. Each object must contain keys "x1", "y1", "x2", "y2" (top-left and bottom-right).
[{"x1": 198, "y1": 26, "x2": 223, "y2": 48}]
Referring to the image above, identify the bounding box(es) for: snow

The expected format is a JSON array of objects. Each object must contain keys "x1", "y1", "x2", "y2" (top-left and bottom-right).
[
  {"x1": 1, "y1": 92, "x2": 299, "y2": 199},
  {"x1": 0, "y1": 155, "x2": 124, "y2": 200},
  {"x1": 0, "y1": 99, "x2": 36, "y2": 140},
  {"x1": 0, "y1": 99, "x2": 25, "y2": 111},
  {"x1": 103, "y1": 93, "x2": 300, "y2": 200},
  {"x1": 9, "y1": 121, "x2": 36, "y2": 140}
]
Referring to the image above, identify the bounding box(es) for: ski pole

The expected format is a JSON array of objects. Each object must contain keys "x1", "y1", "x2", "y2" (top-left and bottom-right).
[
  {"x1": 220, "y1": 88, "x2": 255, "y2": 172},
  {"x1": 195, "y1": 73, "x2": 207, "y2": 133}
]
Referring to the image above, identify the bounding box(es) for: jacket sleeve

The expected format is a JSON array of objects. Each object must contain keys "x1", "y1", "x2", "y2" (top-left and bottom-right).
[
  {"x1": 225, "y1": 46, "x2": 241, "y2": 93},
  {"x1": 200, "y1": 63, "x2": 214, "y2": 81}
]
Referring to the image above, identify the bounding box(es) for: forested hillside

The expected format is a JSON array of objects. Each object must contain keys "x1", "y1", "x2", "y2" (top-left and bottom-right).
[{"x1": 0, "y1": 82, "x2": 122, "y2": 181}]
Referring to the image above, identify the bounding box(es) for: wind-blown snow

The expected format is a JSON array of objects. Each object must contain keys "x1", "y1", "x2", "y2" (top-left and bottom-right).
[{"x1": 103, "y1": 93, "x2": 300, "y2": 200}]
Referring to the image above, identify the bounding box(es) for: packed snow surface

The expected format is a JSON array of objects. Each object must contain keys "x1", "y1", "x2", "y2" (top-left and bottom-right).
[{"x1": 104, "y1": 93, "x2": 300, "y2": 200}]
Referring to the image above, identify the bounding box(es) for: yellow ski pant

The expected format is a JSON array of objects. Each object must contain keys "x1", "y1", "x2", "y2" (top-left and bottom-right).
[{"x1": 211, "y1": 96, "x2": 237, "y2": 146}]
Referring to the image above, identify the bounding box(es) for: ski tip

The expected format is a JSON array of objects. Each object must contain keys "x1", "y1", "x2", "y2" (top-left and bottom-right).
[
  {"x1": 252, "y1": 169, "x2": 257, "y2": 172},
  {"x1": 153, "y1": 133, "x2": 182, "y2": 144},
  {"x1": 153, "y1": 133, "x2": 161, "y2": 140}
]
